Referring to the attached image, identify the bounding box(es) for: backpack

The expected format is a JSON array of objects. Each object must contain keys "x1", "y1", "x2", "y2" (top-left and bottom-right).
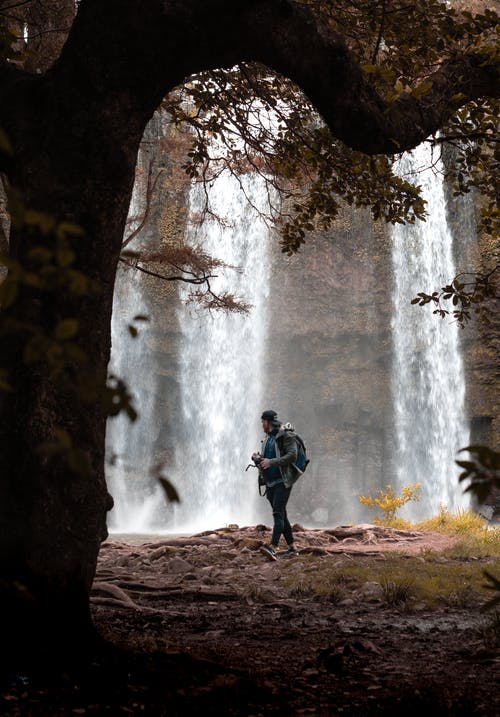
[
  {"x1": 281, "y1": 423, "x2": 310, "y2": 474},
  {"x1": 294, "y1": 432, "x2": 309, "y2": 473}
]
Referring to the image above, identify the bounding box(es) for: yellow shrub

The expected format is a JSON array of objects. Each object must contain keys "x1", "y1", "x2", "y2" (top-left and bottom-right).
[{"x1": 359, "y1": 482, "x2": 421, "y2": 526}]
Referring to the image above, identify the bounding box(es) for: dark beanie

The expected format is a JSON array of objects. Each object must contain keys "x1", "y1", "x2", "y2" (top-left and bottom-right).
[{"x1": 261, "y1": 409, "x2": 278, "y2": 422}]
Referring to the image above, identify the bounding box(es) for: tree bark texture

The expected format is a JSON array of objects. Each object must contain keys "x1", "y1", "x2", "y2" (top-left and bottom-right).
[{"x1": 0, "y1": 0, "x2": 497, "y2": 656}]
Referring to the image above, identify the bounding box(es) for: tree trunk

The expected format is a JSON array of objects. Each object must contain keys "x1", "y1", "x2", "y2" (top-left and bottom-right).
[{"x1": 0, "y1": 69, "x2": 150, "y2": 660}]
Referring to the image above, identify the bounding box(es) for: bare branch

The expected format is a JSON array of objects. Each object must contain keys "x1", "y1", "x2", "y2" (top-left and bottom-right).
[
  {"x1": 119, "y1": 255, "x2": 213, "y2": 285},
  {"x1": 371, "y1": 0, "x2": 386, "y2": 64},
  {"x1": 0, "y1": 1, "x2": 32, "y2": 13},
  {"x1": 122, "y1": 158, "x2": 162, "y2": 249}
]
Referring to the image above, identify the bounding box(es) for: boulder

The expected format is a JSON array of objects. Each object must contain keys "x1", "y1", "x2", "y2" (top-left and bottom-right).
[{"x1": 164, "y1": 557, "x2": 194, "y2": 573}]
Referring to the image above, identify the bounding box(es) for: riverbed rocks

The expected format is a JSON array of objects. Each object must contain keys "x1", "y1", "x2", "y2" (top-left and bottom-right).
[{"x1": 94, "y1": 523, "x2": 459, "y2": 611}]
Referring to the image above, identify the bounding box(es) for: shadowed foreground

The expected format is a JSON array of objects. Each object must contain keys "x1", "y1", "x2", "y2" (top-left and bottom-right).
[{"x1": 1, "y1": 525, "x2": 499, "y2": 715}]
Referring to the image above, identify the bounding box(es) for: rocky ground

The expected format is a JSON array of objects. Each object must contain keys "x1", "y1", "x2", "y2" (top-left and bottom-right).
[{"x1": 2, "y1": 524, "x2": 499, "y2": 715}]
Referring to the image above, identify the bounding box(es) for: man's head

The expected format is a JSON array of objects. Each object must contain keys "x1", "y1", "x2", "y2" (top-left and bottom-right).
[{"x1": 261, "y1": 409, "x2": 279, "y2": 434}]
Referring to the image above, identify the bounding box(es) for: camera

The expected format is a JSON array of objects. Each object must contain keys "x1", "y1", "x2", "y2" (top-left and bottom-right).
[{"x1": 251, "y1": 452, "x2": 263, "y2": 466}]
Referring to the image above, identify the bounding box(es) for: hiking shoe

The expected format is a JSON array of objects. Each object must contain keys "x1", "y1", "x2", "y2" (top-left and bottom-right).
[
  {"x1": 260, "y1": 544, "x2": 277, "y2": 561},
  {"x1": 282, "y1": 546, "x2": 299, "y2": 557}
]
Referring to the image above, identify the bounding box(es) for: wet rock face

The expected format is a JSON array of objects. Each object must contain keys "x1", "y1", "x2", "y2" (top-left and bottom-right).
[
  {"x1": 442, "y1": 142, "x2": 500, "y2": 454},
  {"x1": 264, "y1": 206, "x2": 395, "y2": 525}
]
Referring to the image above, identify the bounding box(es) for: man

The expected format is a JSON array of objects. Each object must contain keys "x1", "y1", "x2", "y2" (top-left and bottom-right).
[{"x1": 257, "y1": 410, "x2": 301, "y2": 559}]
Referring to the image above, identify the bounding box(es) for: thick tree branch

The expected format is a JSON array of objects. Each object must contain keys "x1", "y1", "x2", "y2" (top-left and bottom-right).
[
  {"x1": 58, "y1": 1, "x2": 499, "y2": 150},
  {"x1": 1, "y1": 0, "x2": 497, "y2": 169}
]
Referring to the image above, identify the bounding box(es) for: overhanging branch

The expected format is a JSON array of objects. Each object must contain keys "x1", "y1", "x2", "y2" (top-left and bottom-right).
[{"x1": 29, "y1": 0, "x2": 497, "y2": 162}]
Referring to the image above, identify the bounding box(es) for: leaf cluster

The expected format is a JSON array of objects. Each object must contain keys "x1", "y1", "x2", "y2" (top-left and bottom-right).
[
  {"x1": 36, "y1": 427, "x2": 91, "y2": 478},
  {"x1": 0, "y1": 191, "x2": 141, "y2": 476},
  {"x1": 0, "y1": 18, "x2": 23, "y2": 65},
  {"x1": 159, "y1": 1, "x2": 498, "y2": 249},
  {"x1": 164, "y1": 66, "x2": 428, "y2": 254},
  {"x1": 437, "y1": 97, "x2": 499, "y2": 237},
  {"x1": 359, "y1": 482, "x2": 421, "y2": 524},
  {"x1": 151, "y1": 462, "x2": 180, "y2": 504},
  {"x1": 411, "y1": 265, "x2": 499, "y2": 326},
  {"x1": 121, "y1": 237, "x2": 252, "y2": 314},
  {"x1": 0, "y1": 194, "x2": 94, "y2": 374},
  {"x1": 456, "y1": 445, "x2": 500, "y2": 503},
  {"x1": 482, "y1": 571, "x2": 500, "y2": 612}
]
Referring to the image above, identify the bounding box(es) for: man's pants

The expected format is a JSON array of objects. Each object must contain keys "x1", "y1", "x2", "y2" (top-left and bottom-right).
[{"x1": 266, "y1": 482, "x2": 293, "y2": 546}]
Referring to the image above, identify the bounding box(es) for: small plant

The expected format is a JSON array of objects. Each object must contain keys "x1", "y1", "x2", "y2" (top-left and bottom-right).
[
  {"x1": 381, "y1": 578, "x2": 414, "y2": 607},
  {"x1": 442, "y1": 585, "x2": 475, "y2": 609},
  {"x1": 289, "y1": 580, "x2": 316, "y2": 598},
  {"x1": 359, "y1": 482, "x2": 421, "y2": 525},
  {"x1": 241, "y1": 584, "x2": 266, "y2": 603},
  {"x1": 326, "y1": 584, "x2": 347, "y2": 604}
]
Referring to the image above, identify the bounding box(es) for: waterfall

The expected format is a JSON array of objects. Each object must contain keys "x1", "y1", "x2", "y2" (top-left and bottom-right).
[
  {"x1": 391, "y1": 142, "x2": 470, "y2": 518},
  {"x1": 105, "y1": 268, "x2": 166, "y2": 532},
  {"x1": 106, "y1": 164, "x2": 167, "y2": 533},
  {"x1": 171, "y1": 171, "x2": 273, "y2": 532}
]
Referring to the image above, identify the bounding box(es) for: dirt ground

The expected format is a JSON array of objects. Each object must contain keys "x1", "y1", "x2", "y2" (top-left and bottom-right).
[{"x1": 2, "y1": 524, "x2": 499, "y2": 715}]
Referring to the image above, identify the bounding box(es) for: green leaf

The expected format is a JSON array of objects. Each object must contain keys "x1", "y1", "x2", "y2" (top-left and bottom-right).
[
  {"x1": 66, "y1": 269, "x2": 89, "y2": 295},
  {"x1": 46, "y1": 343, "x2": 64, "y2": 364},
  {"x1": 28, "y1": 247, "x2": 53, "y2": 264},
  {"x1": 54, "y1": 428, "x2": 72, "y2": 448},
  {"x1": 411, "y1": 81, "x2": 434, "y2": 99},
  {"x1": 56, "y1": 222, "x2": 84, "y2": 239},
  {"x1": 0, "y1": 280, "x2": 18, "y2": 307},
  {"x1": 56, "y1": 246, "x2": 76, "y2": 268},
  {"x1": 24, "y1": 210, "x2": 56, "y2": 235},
  {"x1": 64, "y1": 343, "x2": 88, "y2": 364},
  {"x1": 23, "y1": 272, "x2": 42, "y2": 288},
  {"x1": 0, "y1": 369, "x2": 13, "y2": 392},
  {"x1": 54, "y1": 319, "x2": 79, "y2": 340},
  {"x1": 125, "y1": 403, "x2": 138, "y2": 422},
  {"x1": 158, "y1": 476, "x2": 180, "y2": 503},
  {"x1": 0, "y1": 127, "x2": 12, "y2": 155},
  {"x1": 456, "y1": 460, "x2": 476, "y2": 471}
]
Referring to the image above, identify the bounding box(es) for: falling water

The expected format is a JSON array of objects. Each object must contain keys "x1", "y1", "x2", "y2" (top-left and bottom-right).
[
  {"x1": 106, "y1": 166, "x2": 166, "y2": 533},
  {"x1": 391, "y1": 142, "x2": 469, "y2": 518},
  {"x1": 105, "y1": 268, "x2": 166, "y2": 532},
  {"x1": 171, "y1": 171, "x2": 273, "y2": 531}
]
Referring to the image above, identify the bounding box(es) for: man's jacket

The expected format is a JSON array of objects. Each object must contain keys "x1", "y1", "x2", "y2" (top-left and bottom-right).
[{"x1": 261, "y1": 428, "x2": 302, "y2": 488}]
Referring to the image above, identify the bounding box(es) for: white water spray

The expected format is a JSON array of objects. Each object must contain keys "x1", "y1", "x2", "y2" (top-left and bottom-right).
[
  {"x1": 391, "y1": 143, "x2": 469, "y2": 518},
  {"x1": 105, "y1": 268, "x2": 166, "y2": 532},
  {"x1": 171, "y1": 171, "x2": 273, "y2": 532},
  {"x1": 105, "y1": 163, "x2": 167, "y2": 533}
]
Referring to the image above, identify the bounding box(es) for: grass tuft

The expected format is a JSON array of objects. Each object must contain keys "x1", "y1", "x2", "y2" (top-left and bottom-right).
[
  {"x1": 381, "y1": 578, "x2": 414, "y2": 606},
  {"x1": 416, "y1": 507, "x2": 500, "y2": 557}
]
